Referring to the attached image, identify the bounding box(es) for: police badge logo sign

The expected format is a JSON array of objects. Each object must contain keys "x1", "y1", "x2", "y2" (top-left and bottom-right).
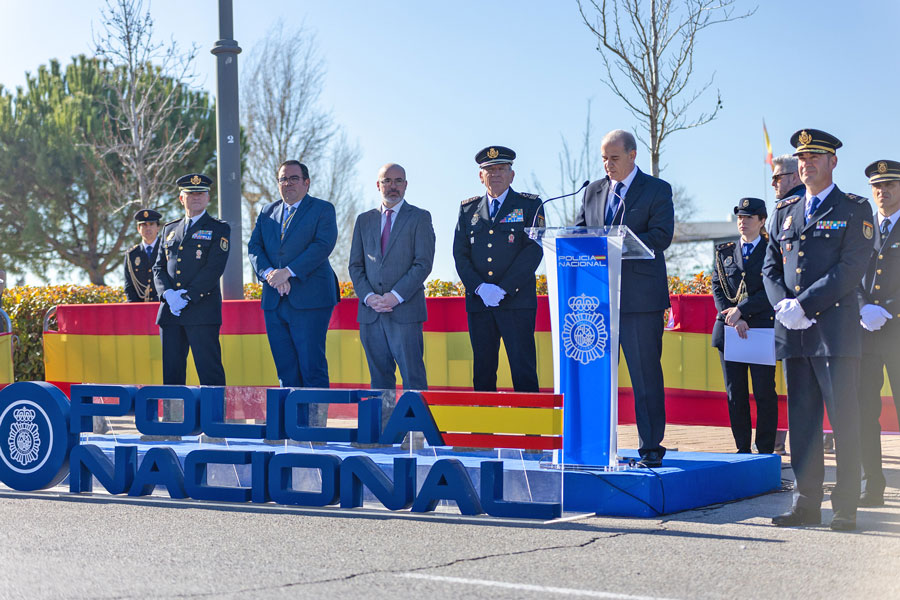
[
  {"x1": 7, "y1": 406, "x2": 40, "y2": 466},
  {"x1": 562, "y1": 294, "x2": 608, "y2": 365}
]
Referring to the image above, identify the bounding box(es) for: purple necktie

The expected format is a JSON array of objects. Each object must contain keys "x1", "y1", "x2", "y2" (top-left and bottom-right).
[{"x1": 381, "y1": 209, "x2": 393, "y2": 255}]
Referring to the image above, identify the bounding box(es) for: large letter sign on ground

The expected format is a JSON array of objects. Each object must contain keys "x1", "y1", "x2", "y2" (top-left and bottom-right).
[{"x1": 0, "y1": 382, "x2": 76, "y2": 490}]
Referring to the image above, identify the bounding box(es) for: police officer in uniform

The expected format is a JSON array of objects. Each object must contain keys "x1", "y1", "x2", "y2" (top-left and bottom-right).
[
  {"x1": 762, "y1": 129, "x2": 874, "y2": 531},
  {"x1": 124, "y1": 209, "x2": 162, "y2": 302},
  {"x1": 712, "y1": 198, "x2": 778, "y2": 454},
  {"x1": 153, "y1": 173, "x2": 231, "y2": 387},
  {"x1": 452, "y1": 146, "x2": 545, "y2": 392},
  {"x1": 857, "y1": 159, "x2": 900, "y2": 507}
]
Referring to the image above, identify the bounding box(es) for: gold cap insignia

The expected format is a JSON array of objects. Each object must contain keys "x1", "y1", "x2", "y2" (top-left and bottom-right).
[
  {"x1": 143, "y1": 210, "x2": 149, "y2": 218},
  {"x1": 742, "y1": 199, "x2": 749, "y2": 208},
  {"x1": 878, "y1": 161, "x2": 888, "y2": 174},
  {"x1": 798, "y1": 130, "x2": 812, "y2": 145},
  {"x1": 190, "y1": 175, "x2": 201, "y2": 185},
  {"x1": 487, "y1": 148, "x2": 499, "y2": 159}
]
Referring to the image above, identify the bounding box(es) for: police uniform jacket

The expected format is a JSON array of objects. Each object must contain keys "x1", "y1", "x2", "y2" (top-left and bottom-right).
[
  {"x1": 711, "y1": 239, "x2": 774, "y2": 351},
  {"x1": 153, "y1": 212, "x2": 231, "y2": 326},
  {"x1": 858, "y1": 218, "x2": 900, "y2": 355},
  {"x1": 124, "y1": 242, "x2": 160, "y2": 302},
  {"x1": 452, "y1": 188, "x2": 544, "y2": 312},
  {"x1": 762, "y1": 187, "x2": 874, "y2": 358}
]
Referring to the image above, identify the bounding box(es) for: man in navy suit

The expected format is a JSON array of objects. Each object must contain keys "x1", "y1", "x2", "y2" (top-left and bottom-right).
[
  {"x1": 248, "y1": 160, "x2": 339, "y2": 398},
  {"x1": 575, "y1": 129, "x2": 674, "y2": 467}
]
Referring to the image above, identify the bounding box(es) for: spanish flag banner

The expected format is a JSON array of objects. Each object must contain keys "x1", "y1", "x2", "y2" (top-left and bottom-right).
[{"x1": 764, "y1": 120, "x2": 774, "y2": 169}]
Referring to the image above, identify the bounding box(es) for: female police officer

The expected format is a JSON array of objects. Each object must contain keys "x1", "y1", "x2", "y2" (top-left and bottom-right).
[{"x1": 711, "y1": 198, "x2": 778, "y2": 453}]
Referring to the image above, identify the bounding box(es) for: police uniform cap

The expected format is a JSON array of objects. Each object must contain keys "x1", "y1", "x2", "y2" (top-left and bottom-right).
[
  {"x1": 133, "y1": 208, "x2": 162, "y2": 223},
  {"x1": 865, "y1": 159, "x2": 900, "y2": 184},
  {"x1": 790, "y1": 129, "x2": 842, "y2": 155},
  {"x1": 733, "y1": 197, "x2": 767, "y2": 217},
  {"x1": 176, "y1": 173, "x2": 213, "y2": 192},
  {"x1": 475, "y1": 146, "x2": 516, "y2": 167}
]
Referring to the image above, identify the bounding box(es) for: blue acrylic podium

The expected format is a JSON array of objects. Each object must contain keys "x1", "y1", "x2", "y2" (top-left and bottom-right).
[{"x1": 526, "y1": 226, "x2": 654, "y2": 467}]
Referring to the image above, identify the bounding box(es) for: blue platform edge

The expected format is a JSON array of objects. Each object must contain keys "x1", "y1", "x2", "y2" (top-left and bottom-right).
[
  {"x1": 77, "y1": 437, "x2": 781, "y2": 518},
  {"x1": 566, "y1": 450, "x2": 782, "y2": 517}
]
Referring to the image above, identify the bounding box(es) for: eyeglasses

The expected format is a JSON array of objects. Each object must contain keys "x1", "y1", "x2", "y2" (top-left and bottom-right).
[
  {"x1": 379, "y1": 178, "x2": 406, "y2": 186},
  {"x1": 771, "y1": 173, "x2": 796, "y2": 184},
  {"x1": 278, "y1": 176, "x2": 306, "y2": 185}
]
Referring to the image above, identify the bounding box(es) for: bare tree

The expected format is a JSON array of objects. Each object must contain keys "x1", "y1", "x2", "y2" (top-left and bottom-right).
[
  {"x1": 577, "y1": 0, "x2": 755, "y2": 177},
  {"x1": 241, "y1": 23, "x2": 361, "y2": 279},
  {"x1": 90, "y1": 0, "x2": 212, "y2": 215}
]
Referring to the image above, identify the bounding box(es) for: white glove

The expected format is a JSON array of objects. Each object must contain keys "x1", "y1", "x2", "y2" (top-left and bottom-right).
[
  {"x1": 164, "y1": 289, "x2": 189, "y2": 315},
  {"x1": 476, "y1": 283, "x2": 506, "y2": 307},
  {"x1": 774, "y1": 298, "x2": 815, "y2": 330},
  {"x1": 860, "y1": 303, "x2": 892, "y2": 331}
]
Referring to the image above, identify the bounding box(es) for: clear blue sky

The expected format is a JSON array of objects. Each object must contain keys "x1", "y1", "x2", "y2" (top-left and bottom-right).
[{"x1": 2, "y1": 0, "x2": 898, "y2": 282}]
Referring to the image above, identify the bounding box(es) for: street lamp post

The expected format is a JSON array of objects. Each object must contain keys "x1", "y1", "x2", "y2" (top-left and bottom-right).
[{"x1": 212, "y1": 0, "x2": 243, "y2": 299}]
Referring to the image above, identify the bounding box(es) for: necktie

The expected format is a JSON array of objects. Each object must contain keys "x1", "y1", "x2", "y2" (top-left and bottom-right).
[
  {"x1": 742, "y1": 242, "x2": 752, "y2": 258},
  {"x1": 145, "y1": 245, "x2": 153, "y2": 259},
  {"x1": 606, "y1": 182, "x2": 625, "y2": 223},
  {"x1": 881, "y1": 217, "x2": 891, "y2": 237},
  {"x1": 381, "y1": 209, "x2": 393, "y2": 255},
  {"x1": 281, "y1": 205, "x2": 294, "y2": 239},
  {"x1": 490, "y1": 199, "x2": 499, "y2": 219},
  {"x1": 805, "y1": 196, "x2": 821, "y2": 223}
]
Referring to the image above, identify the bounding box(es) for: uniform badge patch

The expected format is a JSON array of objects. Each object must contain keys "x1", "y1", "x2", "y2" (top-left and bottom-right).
[
  {"x1": 135, "y1": 256, "x2": 141, "y2": 266},
  {"x1": 220, "y1": 237, "x2": 229, "y2": 251},
  {"x1": 878, "y1": 161, "x2": 888, "y2": 174},
  {"x1": 785, "y1": 242, "x2": 792, "y2": 252},
  {"x1": 192, "y1": 230, "x2": 213, "y2": 240},
  {"x1": 196, "y1": 249, "x2": 203, "y2": 260},
  {"x1": 816, "y1": 220, "x2": 847, "y2": 230},
  {"x1": 783, "y1": 215, "x2": 793, "y2": 230},
  {"x1": 166, "y1": 231, "x2": 176, "y2": 241},
  {"x1": 892, "y1": 242, "x2": 900, "y2": 249},
  {"x1": 724, "y1": 256, "x2": 733, "y2": 266},
  {"x1": 536, "y1": 215, "x2": 545, "y2": 227},
  {"x1": 508, "y1": 233, "x2": 515, "y2": 244},
  {"x1": 190, "y1": 175, "x2": 202, "y2": 186},
  {"x1": 863, "y1": 221, "x2": 874, "y2": 240},
  {"x1": 471, "y1": 213, "x2": 480, "y2": 226}
]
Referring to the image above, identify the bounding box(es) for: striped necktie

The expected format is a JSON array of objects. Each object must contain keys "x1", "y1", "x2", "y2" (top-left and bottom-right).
[{"x1": 606, "y1": 182, "x2": 624, "y2": 223}]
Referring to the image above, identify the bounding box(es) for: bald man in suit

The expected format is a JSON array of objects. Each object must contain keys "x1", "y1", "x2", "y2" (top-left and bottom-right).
[{"x1": 349, "y1": 163, "x2": 435, "y2": 392}]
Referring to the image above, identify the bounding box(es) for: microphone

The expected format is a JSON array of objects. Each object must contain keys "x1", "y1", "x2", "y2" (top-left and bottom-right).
[{"x1": 529, "y1": 180, "x2": 590, "y2": 228}]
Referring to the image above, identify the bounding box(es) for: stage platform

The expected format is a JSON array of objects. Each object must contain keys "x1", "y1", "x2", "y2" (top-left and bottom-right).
[{"x1": 73, "y1": 434, "x2": 782, "y2": 518}]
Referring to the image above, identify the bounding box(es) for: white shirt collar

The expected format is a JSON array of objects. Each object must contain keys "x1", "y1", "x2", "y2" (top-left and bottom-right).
[
  {"x1": 487, "y1": 187, "x2": 511, "y2": 205},
  {"x1": 610, "y1": 166, "x2": 638, "y2": 193},
  {"x1": 878, "y1": 207, "x2": 900, "y2": 229},
  {"x1": 143, "y1": 240, "x2": 157, "y2": 252},
  {"x1": 381, "y1": 198, "x2": 405, "y2": 214},
  {"x1": 806, "y1": 183, "x2": 835, "y2": 204},
  {"x1": 188, "y1": 210, "x2": 207, "y2": 227},
  {"x1": 741, "y1": 236, "x2": 761, "y2": 252}
]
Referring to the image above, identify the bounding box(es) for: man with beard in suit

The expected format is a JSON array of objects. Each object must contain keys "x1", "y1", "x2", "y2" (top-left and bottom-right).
[
  {"x1": 349, "y1": 163, "x2": 435, "y2": 393},
  {"x1": 575, "y1": 129, "x2": 674, "y2": 468}
]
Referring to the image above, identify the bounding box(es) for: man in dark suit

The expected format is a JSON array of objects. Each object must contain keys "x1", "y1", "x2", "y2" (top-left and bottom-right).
[
  {"x1": 453, "y1": 146, "x2": 545, "y2": 392},
  {"x1": 763, "y1": 129, "x2": 873, "y2": 531},
  {"x1": 153, "y1": 173, "x2": 230, "y2": 386},
  {"x1": 124, "y1": 209, "x2": 162, "y2": 302},
  {"x1": 349, "y1": 163, "x2": 435, "y2": 392},
  {"x1": 248, "y1": 160, "x2": 339, "y2": 396},
  {"x1": 857, "y1": 159, "x2": 900, "y2": 508},
  {"x1": 575, "y1": 129, "x2": 674, "y2": 468}
]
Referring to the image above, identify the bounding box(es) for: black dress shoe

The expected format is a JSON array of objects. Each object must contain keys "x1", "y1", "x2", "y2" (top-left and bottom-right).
[
  {"x1": 772, "y1": 507, "x2": 821, "y2": 527},
  {"x1": 636, "y1": 451, "x2": 663, "y2": 468},
  {"x1": 859, "y1": 491, "x2": 885, "y2": 507},
  {"x1": 830, "y1": 513, "x2": 857, "y2": 531}
]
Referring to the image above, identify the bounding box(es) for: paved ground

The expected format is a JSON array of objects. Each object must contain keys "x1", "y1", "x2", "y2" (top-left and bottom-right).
[{"x1": 1, "y1": 425, "x2": 899, "y2": 599}]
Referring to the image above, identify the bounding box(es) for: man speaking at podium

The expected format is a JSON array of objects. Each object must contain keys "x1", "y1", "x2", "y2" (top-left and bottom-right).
[{"x1": 575, "y1": 129, "x2": 674, "y2": 468}]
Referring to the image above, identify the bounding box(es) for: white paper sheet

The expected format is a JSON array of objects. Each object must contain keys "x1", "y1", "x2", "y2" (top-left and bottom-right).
[{"x1": 724, "y1": 327, "x2": 776, "y2": 366}]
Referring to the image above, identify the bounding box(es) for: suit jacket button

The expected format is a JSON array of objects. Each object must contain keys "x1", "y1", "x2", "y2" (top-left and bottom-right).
[
  {"x1": 487, "y1": 257, "x2": 493, "y2": 262},
  {"x1": 800, "y1": 235, "x2": 806, "y2": 241},
  {"x1": 178, "y1": 245, "x2": 183, "y2": 250},
  {"x1": 875, "y1": 284, "x2": 881, "y2": 290},
  {"x1": 795, "y1": 268, "x2": 802, "y2": 273},
  {"x1": 487, "y1": 243, "x2": 492, "y2": 248},
  {"x1": 835, "y1": 302, "x2": 840, "y2": 307},
  {"x1": 488, "y1": 271, "x2": 493, "y2": 276},
  {"x1": 877, "y1": 269, "x2": 882, "y2": 274},
  {"x1": 489, "y1": 229, "x2": 494, "y2": 235},
  {"x1": 879, "y1": 254, "x2": 884, "y2": 260},
  {"x1": 794, "y1": 285, "x2": 801, "y2": 291},
  {"x1": 875, "y1": 300, "x2": 881, "y2": 304},
  {"x1": 176, "y1": 270, "x2": 181, "y2": 274},
  {"x1": 177, "y1": 258, "x2": 182, "y2": 262},
  {"x1": 798, "y1": 251, "x2": 804, "y2": 257},
  {"x1": 176, "y1": 282, "x2": 181, "y2": 287}
]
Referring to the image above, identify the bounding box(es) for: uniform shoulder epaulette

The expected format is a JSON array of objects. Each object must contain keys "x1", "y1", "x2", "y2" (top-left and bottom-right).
[
  {"x1": 844, "y1": 192, "x2": 868, "y2": 204},
  {"x1": 128, "y1": 243, "x2": 141, "y2": 252},
  {"x1": 519, "y1": 192, "x2": 540, "y2": 200},
  {"x1": 715, "y1": 241, "x2": 735, "y2": 250},
  {"x1": 776, "y1": 195, "x2": 801, "y2": 209},
  {"x1": 461, "y1": 196, "x2": 481, "y2": 206},
  {"x1": 163, "y1": 218, "x2": 181, "y2": 227}
]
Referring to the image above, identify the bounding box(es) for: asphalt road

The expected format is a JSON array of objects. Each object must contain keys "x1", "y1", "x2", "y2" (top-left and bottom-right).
[{"x1": 1, "y1": 467, "x2": 898, "y2": 600}]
